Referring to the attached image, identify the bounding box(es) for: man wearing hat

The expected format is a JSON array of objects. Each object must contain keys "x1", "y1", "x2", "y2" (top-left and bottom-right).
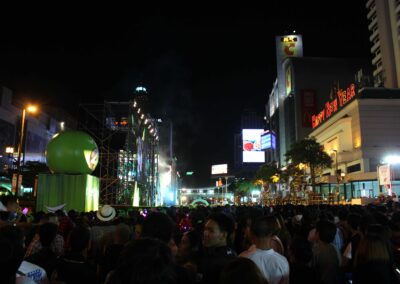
[{"x1": 90, "y1": 205, "x2": 117, "y2": 260}]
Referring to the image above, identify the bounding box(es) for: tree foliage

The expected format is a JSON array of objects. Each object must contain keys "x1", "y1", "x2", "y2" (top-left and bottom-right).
[{"x1": 285, "y1": 137, "x2": 332, "y2": 192}]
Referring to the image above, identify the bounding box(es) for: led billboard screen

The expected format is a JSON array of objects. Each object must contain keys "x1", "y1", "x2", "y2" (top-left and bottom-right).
[
  {"x1": 242, "y1": 129, "x2": 265, "y2": 163},
  {"x1": 261, "y1": 132, "x2": 276, "y2": 150},
  {"x1": 211, "y1": 164, "x2": 228, "y2": 175}
]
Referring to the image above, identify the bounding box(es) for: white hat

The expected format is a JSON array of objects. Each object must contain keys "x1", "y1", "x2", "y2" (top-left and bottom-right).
[{"x1": 96, "y1": 205, "x2": 116, "y2": 222}]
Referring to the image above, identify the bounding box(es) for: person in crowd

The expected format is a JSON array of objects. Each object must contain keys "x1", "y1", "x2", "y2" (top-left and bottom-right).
[
  {"x1": 0, "y1": 225, "x2": 48, "y2": 284},
  {"x1": 25, "y1": 223, "x2": 58, "y2": 278},
  {"x1": 90, "y1": 205, "x2": 117, "y2": 261},
  {"x1": 0, "y1": 225, "x2": 32, "y2": 284},
  {"x1": 55, "y1": 209, "x2": 74, "y2": 243},
  {"x1": 98, "y1": 223, "x2": 132, "y2": 282},
  {"x1": 243, "y1": 215, "x2": 289, "y2": 284},
  {"x1": 288, "y1": 236, "x2": 318, "y2": 284},
  {"x1": 177, "y1": 229, "x2": 202, "y2": 273},
  {"x1": 52, "y1": 225, "x2": 97, "y2": 283},
  {"x1": 25, "y1": 213, "x2": 64, "y2": 258},
  {"x1": 342, "y1": 213, "x2": 362, "y2": 268},
  {"x1": 311, "y1": 220, "x2": 341, "y2": 284},
  {"x1": 198, "y1": 212, "x2": 236, "y2": 284},
  {"x1": 141, "y1": 211, "x2": 194, "y2": 283},
  {"x1": 352, "y1": 234, "x2": 398, "y2": 283},
  {"x1": 105, "y1": 238, "x2": 178, "y2": 284},
  {"x1": 142, "y1": 211, "x2": 178, "y2": 256},
  {"x1": 220, "y1": 257, "x2": 269, "y2": 284}
]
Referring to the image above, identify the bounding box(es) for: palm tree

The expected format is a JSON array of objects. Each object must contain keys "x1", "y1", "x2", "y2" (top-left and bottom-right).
[{"x1": 285, "y1": 137, "x2": 332, "y2": 193}]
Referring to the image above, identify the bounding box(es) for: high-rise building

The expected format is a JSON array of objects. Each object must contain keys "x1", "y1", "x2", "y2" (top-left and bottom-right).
[{"x1": 366, "y1": 0, "x2": 400, "y2": 88}]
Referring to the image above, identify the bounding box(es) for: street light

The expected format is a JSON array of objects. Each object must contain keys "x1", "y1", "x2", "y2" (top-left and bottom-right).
[{"x1": 15, "y1": 104, "x2": 38, "y2": 195}]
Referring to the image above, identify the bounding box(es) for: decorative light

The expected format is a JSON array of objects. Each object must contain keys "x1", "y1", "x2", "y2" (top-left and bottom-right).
[
  {"x1": 383, "y1": 155, "x2": 400, "y2": 165},
  {"x1": 144, "y1": 119, "x2": 148, "y2": 124},
  {"x1": 137, "y1": 108, "x2": 141, "y2": 114},
  {"x1": 140, "y1": 114, "x2": 145, "y2": 120},
  {"x1": 133, "y1": 101, "x2": 137, "y2": 108},
  {"x1": 5, "y1": 147, "x2": 14, "y2": 154},
  {"x1": 26, "y1": 105, "x2": 38, "y2": 113}
]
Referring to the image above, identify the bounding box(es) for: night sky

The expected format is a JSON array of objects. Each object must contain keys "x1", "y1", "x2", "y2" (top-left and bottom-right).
[{"x1": 0, "y1": 2, "x2": 371, "y2": 186}]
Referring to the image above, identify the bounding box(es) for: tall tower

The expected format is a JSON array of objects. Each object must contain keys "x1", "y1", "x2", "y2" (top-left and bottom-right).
[
  {"x1": 275, "y1": 34, "x2": 304, "y2": 165},
  {"x1": 366, "y1": 0, "x2": 400, "y2": 88}
]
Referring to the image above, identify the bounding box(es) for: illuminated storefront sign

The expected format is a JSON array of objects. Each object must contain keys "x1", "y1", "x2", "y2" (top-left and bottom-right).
[
  {"x1": 312, "y1": 84, "x2": 356, "y2": 129},
  {"x1": 261, "y1": 131, "x2": 276, "y2": 150}
]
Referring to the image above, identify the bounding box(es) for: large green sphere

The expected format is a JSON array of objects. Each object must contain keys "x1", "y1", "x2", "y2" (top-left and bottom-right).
[{"x1": 46, "y1": 131, "x2": 99, "y2": 174}]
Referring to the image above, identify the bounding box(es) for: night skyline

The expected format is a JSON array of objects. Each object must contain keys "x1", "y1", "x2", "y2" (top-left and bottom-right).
[{"x1": 0, "y1": 2, "x2": 372, "y2": 186}]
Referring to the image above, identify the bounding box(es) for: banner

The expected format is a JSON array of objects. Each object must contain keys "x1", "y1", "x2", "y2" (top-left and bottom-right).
[{"x1": 379, "y1": 165, "x2": 391, "y2": 186}]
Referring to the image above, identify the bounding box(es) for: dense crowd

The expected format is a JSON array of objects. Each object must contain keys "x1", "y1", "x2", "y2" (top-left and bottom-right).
[{"x1": 1, "y1": 195, "x2": 400, "y2": 284}]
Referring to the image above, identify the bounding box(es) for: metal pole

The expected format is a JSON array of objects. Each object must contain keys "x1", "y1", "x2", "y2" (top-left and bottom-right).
[{"x1": 16, "y1": 109, "x2": 26, "y2": 196}]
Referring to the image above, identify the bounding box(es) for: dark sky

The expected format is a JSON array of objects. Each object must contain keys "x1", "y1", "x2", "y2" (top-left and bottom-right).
[{"x1": 0, "y1": 2, "x2": 371, "y2": 186}]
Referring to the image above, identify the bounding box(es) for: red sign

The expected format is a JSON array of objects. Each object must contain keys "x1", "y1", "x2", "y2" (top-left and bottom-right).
[
  {"x1": 312, "y1": 84, "x2": 356, "y2": 129},
  {"x1": 301, "y1": 90, "x2": 317, "y2": 127}
]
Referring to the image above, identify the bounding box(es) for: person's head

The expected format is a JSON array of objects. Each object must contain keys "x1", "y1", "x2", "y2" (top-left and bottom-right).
[
  {"x1": 250, "y1": 216, "x2": 280, "y2": 240},
  {"x1": 39, "y1": 223, "x2": 58, "y2": 248},
  {"x1": 220, "y1": 257, "x2": 268, "y2": 284},
  {"x1": 142, "y1": 212, "x2": 174, "y2": 243},
  {"x1": 55, "y1": 209, "x2": 66, "y2": 220},
  {"x1": 346, "y1": 213, "x2": 361, "y2": 232},
  {"x1": 114, "y1": 224, "x2": 132, "y2": 245},
  {"x1": 107, "y1": 238, "x2": 176, "y2": 284},
  {"x1": 177, "y1": 230, "x2": 201, "y2": 262},
  {"x1": 355, "y1": 234, "x2": 393, "y2": 267},
  {"x1": 0, "y1": 226, "x2": 24, "y2": 284},
  {"x1": 203, "y1": 213, "x2": 234, "y2": 248},
  {"x1": 316, "y1": 220, "x2": 336, "y2": 243},
  {"x1": 1, "y1": 195, "x2": 18, "y2": 213},
  {"x1": 69, "y1": 225, "x2": 90, "y2": 253},
  {"x1": 41, "y1": 213, "x2": 59, "y2": 226}
]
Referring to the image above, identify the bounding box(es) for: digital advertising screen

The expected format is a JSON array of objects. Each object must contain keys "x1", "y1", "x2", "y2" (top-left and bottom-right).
[{"x1": 242, "y1": 129, "x2": 265, "y2": 163}]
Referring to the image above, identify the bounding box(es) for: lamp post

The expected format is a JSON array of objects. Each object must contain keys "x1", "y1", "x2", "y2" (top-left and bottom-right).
[
  {"x1": 15, "y1": 105, "x2": 38, "y2": 196},
  {"x1": 332, "y1": 149, "x2": 340, "y2": 203}
]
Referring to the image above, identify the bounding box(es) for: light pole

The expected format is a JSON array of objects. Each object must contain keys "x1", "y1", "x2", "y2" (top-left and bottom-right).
[
  {"x1": 332, "y1": 150, "x2": 339, "y2": 203},
  {"x1": 15, "y1": 105, "x2": 38, "y2": 196}
]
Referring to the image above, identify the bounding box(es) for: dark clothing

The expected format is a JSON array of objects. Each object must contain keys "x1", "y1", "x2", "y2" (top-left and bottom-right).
[
  {"x1": 99, "y1": 244, "x2": 125, "y2": 282},
  {"x1": 54, "y1": 252, "x2": 97, "y2": 284},
  {"x1": 290, "y1": 263, "x2": 318, "y2": 284},
  {"x1": 26, "y1": 248, "x2": 58, "y2": 278},
  {"x1": 198, "y1": 246, "x2": 236, "y2": 284},
  {"x1": 312, "y1": 242, "x2": 340, "y2": 284},
  {"x1": 353, "y1": 261, "x2": 399, "y2": 284}
]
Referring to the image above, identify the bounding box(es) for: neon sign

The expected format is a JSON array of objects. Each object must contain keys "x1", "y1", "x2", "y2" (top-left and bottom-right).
[{"x1": 312, "y1": 84, "x2": 356, "y2": 129}]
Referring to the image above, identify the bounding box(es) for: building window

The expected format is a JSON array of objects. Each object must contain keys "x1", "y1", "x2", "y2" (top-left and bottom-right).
[{"x1": 347, "y1": 163, "x2": 361, "y2": 173}]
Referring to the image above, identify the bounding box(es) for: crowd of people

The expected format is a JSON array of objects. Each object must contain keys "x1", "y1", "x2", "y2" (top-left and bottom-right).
[{"x1": 1, "y1": 194, "x2": 400, "y2": 284}]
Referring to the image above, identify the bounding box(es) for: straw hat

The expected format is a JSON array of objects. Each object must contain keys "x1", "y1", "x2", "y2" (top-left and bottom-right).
[{"x1": 96, "y1": 205, "x2": 116, "y2": 222}]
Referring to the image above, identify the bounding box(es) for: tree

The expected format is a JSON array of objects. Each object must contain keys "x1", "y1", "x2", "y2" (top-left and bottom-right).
[
  {"x1": 234, "y1": 179, "x2": 253, "y2": 204},
  {"x1": 285, "y1": 137, "x2": 332, "y2": 193},
  {"x1": 253, "y1": 163, "x2": 280, "y2": 203}
]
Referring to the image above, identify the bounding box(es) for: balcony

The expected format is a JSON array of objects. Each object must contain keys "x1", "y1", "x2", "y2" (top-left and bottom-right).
[
  {"x1": 372, "y1": 52, "x2": 382, "y2": 65},
  {"x1": 369, "y1": 28, "x2": 379, "y2": 42},
  {"x1": 368, "y1": 17, "x2": 378, "y2": 31},
  {"x1": 366, "y1": 0, "x2": 374, "y2": 9},
  {"x1": 370, "y1": 40, "x2": 380, "y2": 53},
  {"x1": 373, "y1": 65, "x2": 383, "y2": 77},
  {"x1": 367, "y1": 5, "x2": 376, "y2": 20}
]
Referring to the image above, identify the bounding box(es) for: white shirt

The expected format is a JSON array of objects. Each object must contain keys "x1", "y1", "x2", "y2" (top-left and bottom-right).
[
  {"x1": 246, "y1": 248, "x2": 289, "y2": 284},
  {"x1": 18, "y1": 261, "x2": 48, "y2": 284}
]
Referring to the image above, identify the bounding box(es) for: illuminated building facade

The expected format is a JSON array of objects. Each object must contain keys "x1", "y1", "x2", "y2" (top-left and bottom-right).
[
  {"x1": 366, "y1": 0, "x2": 400, "y2": 88},
  {"x1": 309, "y1": 87, "x2": 400, "y2": 199}
]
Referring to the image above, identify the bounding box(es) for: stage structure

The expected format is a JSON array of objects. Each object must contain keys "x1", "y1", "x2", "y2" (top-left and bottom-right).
[{"x1": 77, "y1": 88, "x2": 159, "y2": 206}]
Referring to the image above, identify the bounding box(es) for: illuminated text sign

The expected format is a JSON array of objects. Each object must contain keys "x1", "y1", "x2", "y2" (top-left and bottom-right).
[{"x1": 312, "y1": 84, "x2": 356, "y2": 129}]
